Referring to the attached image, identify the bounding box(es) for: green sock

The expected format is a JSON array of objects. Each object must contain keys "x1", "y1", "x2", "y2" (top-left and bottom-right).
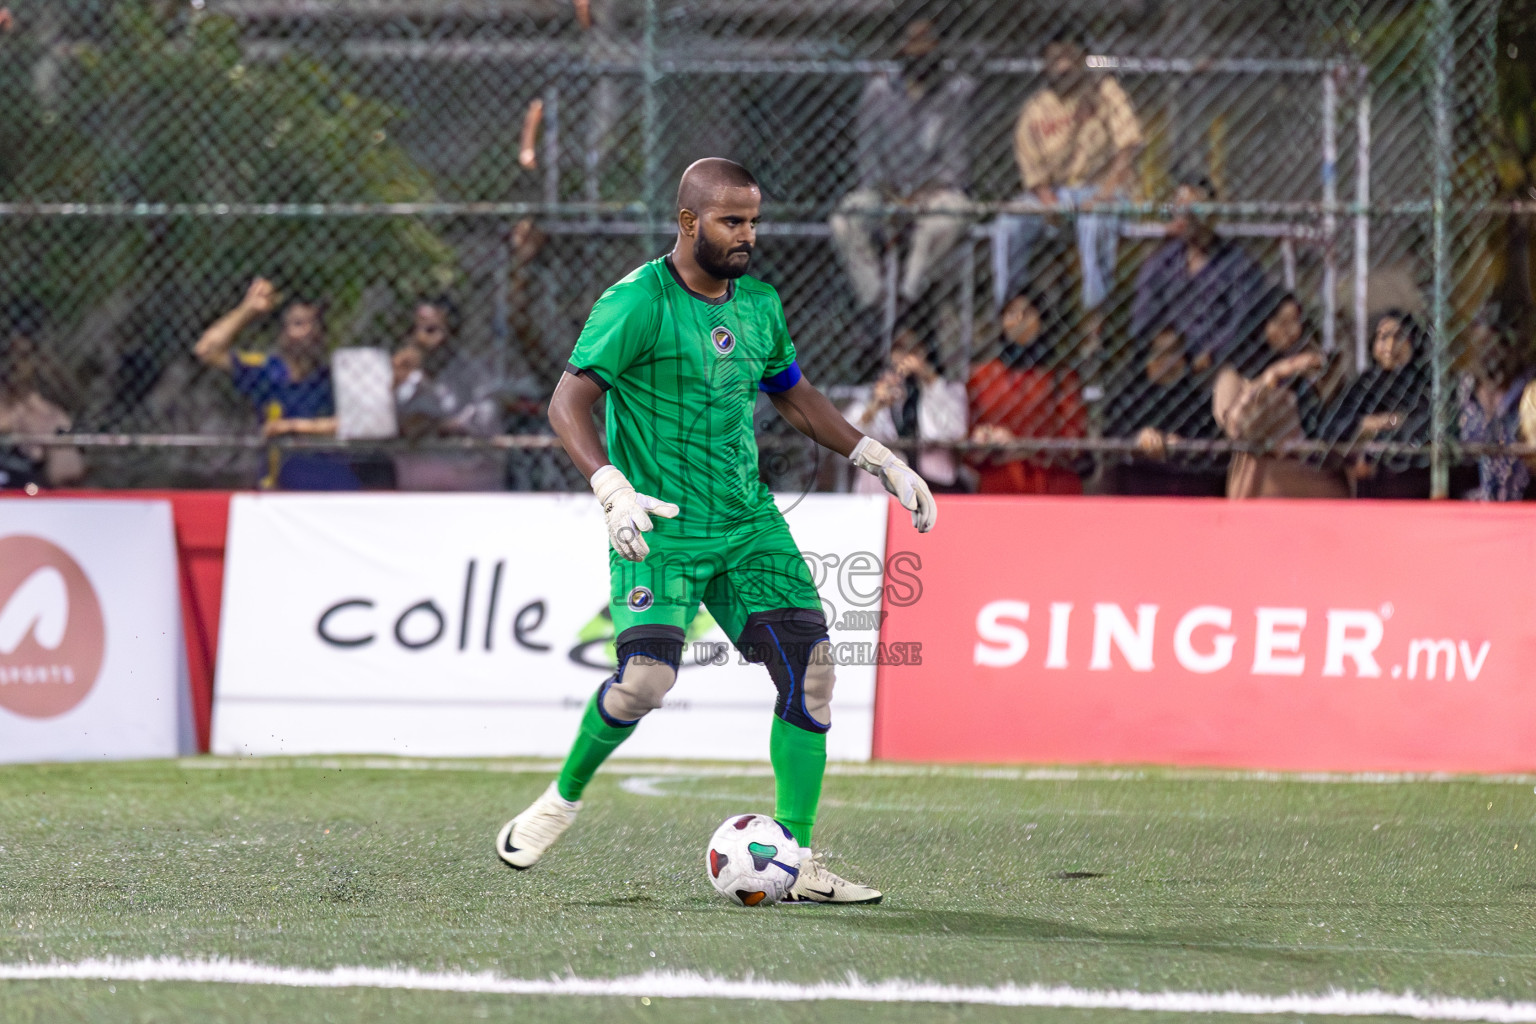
[
  {"x1": 770, "y1": 716, "x2": 827, "y2": 848},
  {"x1": 556, "y1": 690, "x2": 635, "y2": 802}
]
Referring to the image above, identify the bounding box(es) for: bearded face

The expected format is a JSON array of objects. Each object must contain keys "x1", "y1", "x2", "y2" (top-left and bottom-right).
[
  {"x1": 693, "y1": 219, "x2": 754, "y2": 280},
  {"x1": 678, "y1": 179, "x2": 760, "y2": 281},
  {"x1": 1043, "y1": 42, "x2": 1087, "y2": 94}
]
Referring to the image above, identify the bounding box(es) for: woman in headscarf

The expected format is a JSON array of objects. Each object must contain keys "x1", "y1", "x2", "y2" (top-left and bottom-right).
[
  {"x1": 1323, "y1": 309, "x2": 1432, "y2": 498},
  {"x1": 1212, "y1": 287, "x2": 1347, "y2": 498},
  {"x1": 1101, "y1": 323, "x2": 1226, "y2": 495},
  {"x1": 1456, "y1": 311, "x2": 1534, "y2": 501}
]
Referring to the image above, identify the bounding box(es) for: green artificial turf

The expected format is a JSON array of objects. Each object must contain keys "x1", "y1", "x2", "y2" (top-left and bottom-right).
[{"x1": 1, "y1": 757, "x2": 1534, "y2": 1023}]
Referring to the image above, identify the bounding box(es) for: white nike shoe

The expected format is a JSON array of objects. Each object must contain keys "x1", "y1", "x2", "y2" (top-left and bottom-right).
[
  {"x1": 495, "y1": 781, "x2": 580, "y2": 870},
  {"x1": 780, "y1": 850, "x2": 883, "y2": 905}
]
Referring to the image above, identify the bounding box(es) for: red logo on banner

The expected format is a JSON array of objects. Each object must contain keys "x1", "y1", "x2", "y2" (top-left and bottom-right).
[{"x1": 0, "y1": 535, "x2": 106, "y2": 719}]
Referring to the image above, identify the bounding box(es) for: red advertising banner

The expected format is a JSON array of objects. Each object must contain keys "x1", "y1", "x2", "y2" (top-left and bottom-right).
[{"x1": 874, "y1": 497, "x2": 1536, "y2": 772}]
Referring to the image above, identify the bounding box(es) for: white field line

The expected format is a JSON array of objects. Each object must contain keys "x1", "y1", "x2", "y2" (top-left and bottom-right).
[
  {"x1": 2, "y1": 958, "x2": 1535, "y2": 1021},
  {"x1": 176, "y1": 757, "x2": 1536, "y2": 787},
  {"x1": 616, "y1": 774, "x2": 1231, "y2": 817}
]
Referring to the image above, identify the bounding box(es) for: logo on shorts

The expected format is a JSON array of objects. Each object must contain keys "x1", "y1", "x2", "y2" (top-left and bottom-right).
[
  {"x1": 710, "y1": 326, "x2": 736, "y2": 355},
  {"x1": 0, "y1": 535, "x2": 106, "y2": 719},
  {"x1": 626, "y1": 586, "x2": 655, "y2": 612}
]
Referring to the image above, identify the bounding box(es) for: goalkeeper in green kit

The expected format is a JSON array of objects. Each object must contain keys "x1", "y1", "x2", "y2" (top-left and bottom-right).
[{"x1": 494, "y1": 159, "x2": 937, "y2": 903}]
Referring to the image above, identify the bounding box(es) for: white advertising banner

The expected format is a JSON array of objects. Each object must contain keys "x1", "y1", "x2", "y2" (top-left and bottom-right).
[
  {"x1": 0, "y1": 499, "x2": 189, "y2": 763},
  {"x1": 212, "y1": 493, "x2": 889, "y2": 760}
]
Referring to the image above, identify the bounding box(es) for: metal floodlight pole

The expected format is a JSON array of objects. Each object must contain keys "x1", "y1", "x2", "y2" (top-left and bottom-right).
[{"x1": 1430, "y1": 0, "x2": 1454, "y2": 499}]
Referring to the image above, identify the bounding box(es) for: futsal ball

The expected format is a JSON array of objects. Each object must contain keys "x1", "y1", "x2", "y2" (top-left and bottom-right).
[{"x1": 705, "y1": 813, "x2": 805, "y2": 906}]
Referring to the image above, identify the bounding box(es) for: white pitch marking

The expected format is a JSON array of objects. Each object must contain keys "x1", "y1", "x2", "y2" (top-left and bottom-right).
[
  {"x1": 617, "y1": 775, "x2": 676, "y2": 798},
  {"x1": 177, "y1": 757, "x2": 1536, "y2": 787},
  {"x1": 615, "y1": 774, "x2": 1193, "y2": 816},
  {"x1": 2, "y1": 958, "x2": 1535, "y2": 1021},
  {"x1": 614, "y1": 775, "x2": 979, "y2": 814}
]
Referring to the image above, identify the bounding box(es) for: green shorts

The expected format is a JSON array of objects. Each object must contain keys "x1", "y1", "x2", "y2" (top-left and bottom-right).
[{"x1": 609, "y1": 516, "x2": 822, "y2": 643}]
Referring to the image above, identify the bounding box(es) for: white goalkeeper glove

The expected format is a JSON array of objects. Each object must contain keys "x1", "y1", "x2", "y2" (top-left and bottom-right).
[
  {"x1": 590, "y1": 464, "x2": 680, "y2": 562},
  {"x1": 850, "y1": 436, "x2": 937, "y2": 533}
]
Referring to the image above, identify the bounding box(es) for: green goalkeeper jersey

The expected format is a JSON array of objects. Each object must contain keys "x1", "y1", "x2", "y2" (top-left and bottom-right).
[{"x1": 567, "y1": 256, "x2": 803, "y2": 539}]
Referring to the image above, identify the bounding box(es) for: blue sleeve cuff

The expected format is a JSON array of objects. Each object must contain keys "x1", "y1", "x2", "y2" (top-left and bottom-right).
[{"x1": 758, "y1": 360, "x2": 802, "y2": 394}]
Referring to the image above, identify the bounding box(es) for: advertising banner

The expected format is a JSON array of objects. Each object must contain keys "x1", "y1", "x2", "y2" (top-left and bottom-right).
[
  {"x1": 213, "y1": 493, "x2": 888, "y2": 760},
  {"x1": 0, "y1": 499, "x2": 189, "y2": 762},
  {"x1": 875, "y1": 497, "x2": 1536, "y2": 772}
]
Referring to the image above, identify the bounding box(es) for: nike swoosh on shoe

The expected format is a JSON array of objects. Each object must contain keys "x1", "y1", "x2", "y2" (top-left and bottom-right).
[{"x1": 496, "y1": 826, "x2": 533, "y2": 870}]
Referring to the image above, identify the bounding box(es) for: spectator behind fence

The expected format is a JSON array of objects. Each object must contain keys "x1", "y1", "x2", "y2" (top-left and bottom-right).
[
  {"x1": 0, "y1": 317, "x2": 84, "y2": 490},
  {"x1": 1457, "y1": 314, "x2": 1533, "y2": 501},
  {"x1": 193, "y1": 277, "x2": 359, "y2": 490},
  {"x1": 993, "y1": 27, "x2": 1143, "y2": 314},
  {"x1": 1106, "y1": 327, "x2": 1224, "y2": 496},
  {"x1": 841, "y1": 327, "x2": 968, "y2": 493},
  {"x1": 1324, "y1": 310, "x2": 1432, "y2": 499},
  {"x1": 1517, "y1": 367, "x2": 1536, "y2": 481},
  {"x1": 392, "y1": 296, "x2": 508, "y2": 491},
  {"x1": 4, "y1": 298, "x2": 84, "y2": 415},
  {"x1": 966, "y1": 288, "x2": 1086, "y2": 494},
  {"x1": 1131, "y1": 174, "x2": 1267, "y2": 372},
  {"x1": 830, "y1": 16, "x2": 974, "y2": 340},
  {"x1": 1212, "y1": 288, "x2": 1348, "y2": 499}
]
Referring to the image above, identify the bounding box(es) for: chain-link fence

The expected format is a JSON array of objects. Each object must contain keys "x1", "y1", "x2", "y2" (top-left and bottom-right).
[{"x1": 0, "y1": 0, "x2": 1522, "y2": 498}]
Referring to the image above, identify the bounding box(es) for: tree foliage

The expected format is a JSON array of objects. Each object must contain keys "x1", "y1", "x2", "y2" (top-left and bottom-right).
[{"x1": 0, "y1": 2, "x2": 455, "y2": 348}]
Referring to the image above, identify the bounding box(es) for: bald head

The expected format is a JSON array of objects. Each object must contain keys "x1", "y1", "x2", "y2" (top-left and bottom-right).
[
  {"x1": 671, "y1": 158, "x2": 761, "y2": 285},
  {"x1": 677, "y1": 158, "x2": 759, "y2": 216}
]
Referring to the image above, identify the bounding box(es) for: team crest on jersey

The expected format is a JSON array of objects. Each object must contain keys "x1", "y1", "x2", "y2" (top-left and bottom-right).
[
  {"x1": 626, "y1": 586, "x2": 655, "y2": 612},
  {"x1": 710, "y1": 326, "x2": 736, "y2": 355}
]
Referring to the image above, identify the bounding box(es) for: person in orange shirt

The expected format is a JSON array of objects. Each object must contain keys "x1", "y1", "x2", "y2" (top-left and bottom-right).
[{"x1": 967, "y1": 289, "x2": 1086, "y2": 494}]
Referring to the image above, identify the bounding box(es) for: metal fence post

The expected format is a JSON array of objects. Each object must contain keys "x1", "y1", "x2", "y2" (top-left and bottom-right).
[
  {"x1": 543, "y1": 88, "x2": 561, "y2": 206},
  {"x1": 642, "y1": 0, "x2": 661, "y2": 254},
  {"x1": 1354, "y1": 65, "x2": 1371, "y2": 374},
  {"x1": 1322, "y1": 65, "x2": 1338, "y2": 357},
  {"x1": 1430, "y1": 0, "x2": 1453, "y2": 499}
]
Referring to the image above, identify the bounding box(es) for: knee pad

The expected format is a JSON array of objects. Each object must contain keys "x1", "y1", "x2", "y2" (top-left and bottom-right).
[
  {"x1": 737, "y1": 608, "x2": 834, "y2": 733},
  {"x1": 598, "y1": 625, "x2": 683, "y2": 727},
  {"x1": 802, "y1": 642, "x2": 835, "y2": 728}
]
